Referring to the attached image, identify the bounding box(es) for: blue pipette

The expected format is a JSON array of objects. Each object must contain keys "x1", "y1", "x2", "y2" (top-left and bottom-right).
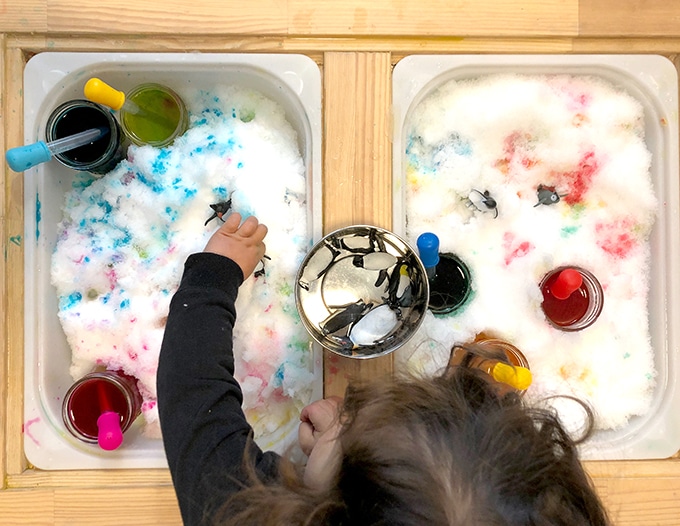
[
  {"x1": 417, "y1": 232, "x2": 440, "y2": 280},
  {"x1": 5, "y1": 127, "x2": 108, "y2": 172}
]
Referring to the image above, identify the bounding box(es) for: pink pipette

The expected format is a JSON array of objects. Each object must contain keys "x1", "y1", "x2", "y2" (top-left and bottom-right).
[
  {"x1": 96, "y1": 381, "x2": 123, "y2": 451},
  {"x1": 550, "y1": 268, "x2": 583, "y2": 300}
]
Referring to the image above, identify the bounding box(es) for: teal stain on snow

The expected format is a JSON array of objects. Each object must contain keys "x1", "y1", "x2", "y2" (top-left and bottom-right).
[
  {"x1": 60, "y1": 291, "x2": 82, "y2": 310},
  {"x1": 561, "y1": 225, "x2": 579, "y2": 237}
]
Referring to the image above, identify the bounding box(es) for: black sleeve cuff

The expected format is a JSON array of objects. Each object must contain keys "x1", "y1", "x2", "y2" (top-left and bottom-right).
[{"x1": 180, "y1": 252, "x2": 245, "y2": 293}]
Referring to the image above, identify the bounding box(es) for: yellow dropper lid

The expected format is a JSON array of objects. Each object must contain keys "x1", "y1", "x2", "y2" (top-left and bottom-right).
[
  {"x1": 84, "y1": 78, "x2": 126, "y2": 111},
  {"x1": 491, "y1": 362, "x2": 533, "y2": 391}
]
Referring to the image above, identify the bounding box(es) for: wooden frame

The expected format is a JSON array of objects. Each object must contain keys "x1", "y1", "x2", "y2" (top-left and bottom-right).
[{"x1": 2, "y1": 2, "x2": 680, "y2": 522}]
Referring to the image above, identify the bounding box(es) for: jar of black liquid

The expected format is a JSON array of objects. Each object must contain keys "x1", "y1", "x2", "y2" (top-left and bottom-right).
[{"x1": 45, "y1": 99, "x2": 127, "y2": 175}]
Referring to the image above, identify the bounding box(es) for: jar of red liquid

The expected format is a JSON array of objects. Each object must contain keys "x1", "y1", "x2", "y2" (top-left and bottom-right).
[
  {"x1": 540, "y1": 266, "x2": 603, "y2": 331},
  {"x1": 62, "y1": 370, "x2": 142, "y2": 451},
  {"x1": 447, "y1": 335, "x2": 532, "y2": 394}
]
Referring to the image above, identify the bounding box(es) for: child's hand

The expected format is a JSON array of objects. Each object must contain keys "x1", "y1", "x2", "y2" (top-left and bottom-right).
[
  {"x1": 204, "y1": 213, "x2": 268, "y2": 279},
  {"x1": 299, "y1": 396, "x2": 343, "y2": 489}
]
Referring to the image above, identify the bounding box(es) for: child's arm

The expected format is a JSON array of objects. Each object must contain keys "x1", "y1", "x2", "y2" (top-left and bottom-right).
[{"x1": 157, "y1": 213, "x2": 276, "y2": 526}]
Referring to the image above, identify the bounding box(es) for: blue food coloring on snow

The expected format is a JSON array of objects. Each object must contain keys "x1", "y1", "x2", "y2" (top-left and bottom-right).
[{"x1": 60, "y1": 291, "x2": 82, "y2": 310}]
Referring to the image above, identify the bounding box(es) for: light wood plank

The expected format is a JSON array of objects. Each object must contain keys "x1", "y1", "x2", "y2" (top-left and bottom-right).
[
  {"x1": 596, "y1": 476, "x2": 680, "y2": 525},
  {"x1": 54, "y1": 487, "x2": 181, "y2": 525},
  {"x1": 0, "y1": 487, "x2": 182, "y2": 526},
  {"x1": 47, "y1": 0, "x2": 287, "y2": 35},
  {"x1": 7, "y1": 468, "x2": 173, "y2": 489},
  {"x1": 0, "y1": 0, "x2": 46, "y2": 33},
  {"x1": 8, "y1": 33, "x2": 576, "y2": 55},
  {"x1": 0, "y1": 32, "x2": 7, "y2": 488},
  {"x1": 289, "y1": 0, "x2": 578, "y2": 37},
  {"x1": 322, "y1": 52, "x2": 394, "y2": 397},
  {"x1": 0, "y1": 488, "x2": 56, "y2": 525},
  {"x1": 4, "y1": 44, "x2": 27, "y2": 477},
  {"x1": 580, "y1": 0, "x2": 680, "y2": 37},
  {"x1": 42, "y1": 0, "x2": 579, "y2": 37}
]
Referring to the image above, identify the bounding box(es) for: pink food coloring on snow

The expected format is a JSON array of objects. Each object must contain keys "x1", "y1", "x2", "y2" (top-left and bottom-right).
[
  {"x1": 595, "y1": 218, "x2": 638, "y2": 259},
  {"x1": 502, "y1": 232, "x2": 535, "y2": 266}
]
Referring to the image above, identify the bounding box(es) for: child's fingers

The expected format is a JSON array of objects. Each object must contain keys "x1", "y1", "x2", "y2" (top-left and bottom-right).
[
  {"x1": 253, "y1": 223, "x2": 268, "y2": 243},
  {"x1": 237, "y1": 215, "x2": 260, "y2": 236},
  {"x1": 219, "y1": 212, "x2": 242, "y2": 233},
  {"x1": 238, "y1": 216, "x2": 268, "y2": 243},
  {"x1": 298, "y1": 421, "x2": 316, "y2": 456}
]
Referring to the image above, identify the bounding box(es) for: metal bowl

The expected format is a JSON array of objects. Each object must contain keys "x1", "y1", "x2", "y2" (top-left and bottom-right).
[{"x1": 295, "y1": 225, "x2": 429, "y2": 358}]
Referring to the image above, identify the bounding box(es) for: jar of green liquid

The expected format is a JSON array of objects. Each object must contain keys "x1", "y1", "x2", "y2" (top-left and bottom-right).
[{"x1": 121, "y1": 83, "x2": 189, "y2": 147}]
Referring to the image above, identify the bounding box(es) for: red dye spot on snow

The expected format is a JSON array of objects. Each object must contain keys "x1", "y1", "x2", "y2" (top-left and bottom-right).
[
  {"x1": 502, "y1": 232, "x2": 535, "y2": 266},
  {"x1": 128, "y1": 350, "x2": 138, "y2": 361},
  {"x1": 551, "y1": 151, "x2": 599, "y2": 205},
  {"x1": 264, "y1": 303, "x2": 273, "y2": 313},
  {"x1": 121, "y1": 171, "x2": 135, "y2": 185},
  {"x1": 105, "y1": 268, "x2": 118, "y2": 290},
  {"x1": 142, "y1": 401, "x2": 157, "y2": 412},
  {"x1": 595, "y1": 218, "x2": 637, "y2": 259},
  {"x1": 495, "y1": 131, "x2": 538, "y2": 177}
]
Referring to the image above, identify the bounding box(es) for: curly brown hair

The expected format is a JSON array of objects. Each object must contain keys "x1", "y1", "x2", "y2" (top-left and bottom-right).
[{"x1": 214, "y1": 356, "x2": 609, "y2": 526}]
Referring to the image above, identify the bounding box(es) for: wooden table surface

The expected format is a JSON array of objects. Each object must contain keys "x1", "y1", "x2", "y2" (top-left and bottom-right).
[{"x1": 2, "y1": 1, "x2": 680, "y2": 524}]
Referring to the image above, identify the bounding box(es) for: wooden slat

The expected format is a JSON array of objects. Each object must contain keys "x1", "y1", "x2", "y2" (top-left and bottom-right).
[
  {"x1": 4, "y1": 44, "x2": 26, "y2": 477},
  {"x1": 0, "y1": 32, "x2": 7, "y2": 488},
  {"x1": 40, "y1": 0, "x2": 578, "y2": 37},
  {"x1": 580, "y1": 0, "x2": 680, "y2": 38},
  {"x1": 322, "y1": 52, "x2": 394, "y2": 397},
  {"x1": 7, "y1": 468, "x2": 173, "y2": 489},
  {"x1": 0, "y1": 0, "x2": 46, "y2": 33},
  {"x1": 47, "y1": 0, "x2": 287, "y2": 35},
  {"x1": 0, "y1": 487, "x2": 182, "y2": 526},
  {"x1": 8, "y1": 33, "x2": 576, "y2": 55},
  {"x1": 595, "y1": 477, "x2": 680, "y2": 525},
  {"x1": 287, "y1": 0, "x2": 577, "y2": 37}
]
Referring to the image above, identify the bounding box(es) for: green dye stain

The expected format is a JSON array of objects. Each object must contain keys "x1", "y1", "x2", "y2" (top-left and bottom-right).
[
  {"x1": 9, "y1": 235, "x2": 22, "y2": 246},
  {"x1": 570, "y1": 203, "x2": 586, "y2": 219},
  {"x1": 561, "y1": 225, "x2": 579, "y2": 237},
  {"x1": 278, "y1": 282, "x2": 293, "y2": 296},
  {"x1": 239, "y1": 108, "x2": 256, "y2": 122},
  {"x1": 123, "y1": 88, "x2": 183, "y2": 145},
  {"x1": 623, "y1": 352, "x2": 631, "y2": 359},
  {"x1": 134, "y1": 245, "x2": 149, "y2": 259}
]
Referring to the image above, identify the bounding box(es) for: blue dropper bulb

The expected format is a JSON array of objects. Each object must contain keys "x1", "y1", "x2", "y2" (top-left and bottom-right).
[
  {"x1": 5, "y1": 127, "x2": 107, "y2": 172},
  {"x1": 417, "y1": 232, "x2": 440, "y2": 279}
]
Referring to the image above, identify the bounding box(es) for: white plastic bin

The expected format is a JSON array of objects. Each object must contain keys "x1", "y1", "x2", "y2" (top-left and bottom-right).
[
  {"x1": 23, "y1": 52, "x2": 322, "y2": 469},
  {"x1": 392, "y1": 55, "x2": 680, "y2": 460}
]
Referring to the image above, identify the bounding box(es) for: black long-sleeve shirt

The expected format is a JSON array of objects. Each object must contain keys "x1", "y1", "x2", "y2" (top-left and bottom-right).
[{"x1": 157, "y1": 252, "x2": 281, "y2": 525}]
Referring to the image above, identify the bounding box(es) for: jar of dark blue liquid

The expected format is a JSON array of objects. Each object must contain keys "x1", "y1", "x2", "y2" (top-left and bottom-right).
[{"x1": 45, "y1": 99, "x2": 127, "y2": 175}]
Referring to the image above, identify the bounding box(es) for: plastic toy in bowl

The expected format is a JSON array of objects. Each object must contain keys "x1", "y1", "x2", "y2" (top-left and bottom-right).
[{"x1": 295, "y1": 225, "x2": 429, "y2": 358}]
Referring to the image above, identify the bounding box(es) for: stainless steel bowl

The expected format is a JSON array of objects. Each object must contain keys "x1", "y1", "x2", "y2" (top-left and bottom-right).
[{"x1": 295, "y1": 225, "x2": 429, "y2": 358}]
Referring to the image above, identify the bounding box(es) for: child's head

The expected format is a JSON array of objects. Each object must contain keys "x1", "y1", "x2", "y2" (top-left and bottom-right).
[{"x1": 216, "y1": 363, "x2": 609, "y2": 525}]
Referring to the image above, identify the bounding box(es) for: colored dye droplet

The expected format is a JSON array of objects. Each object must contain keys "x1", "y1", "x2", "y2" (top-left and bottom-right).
[
  {"x1": 46, "y1": 100, "x2": 125, "y2": 174},
  {"x1": 62, "y1": 370, "x2": 142, "y2": 447},
  {"x1": 447, "y1": 336, "x2": 532, "y2": 394},
  {"x1": 65, "y1": 378, "x2": 128, "y2": 439},
  {"x1": 427, "y1": 253, "x2": 471, "y2": 315},
  {"x1": 540, "y1": 267, "x2": 603, "y2": 331},
  {"x1": 122, "y1": 85, "x2": 187, "y2": 146}
]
